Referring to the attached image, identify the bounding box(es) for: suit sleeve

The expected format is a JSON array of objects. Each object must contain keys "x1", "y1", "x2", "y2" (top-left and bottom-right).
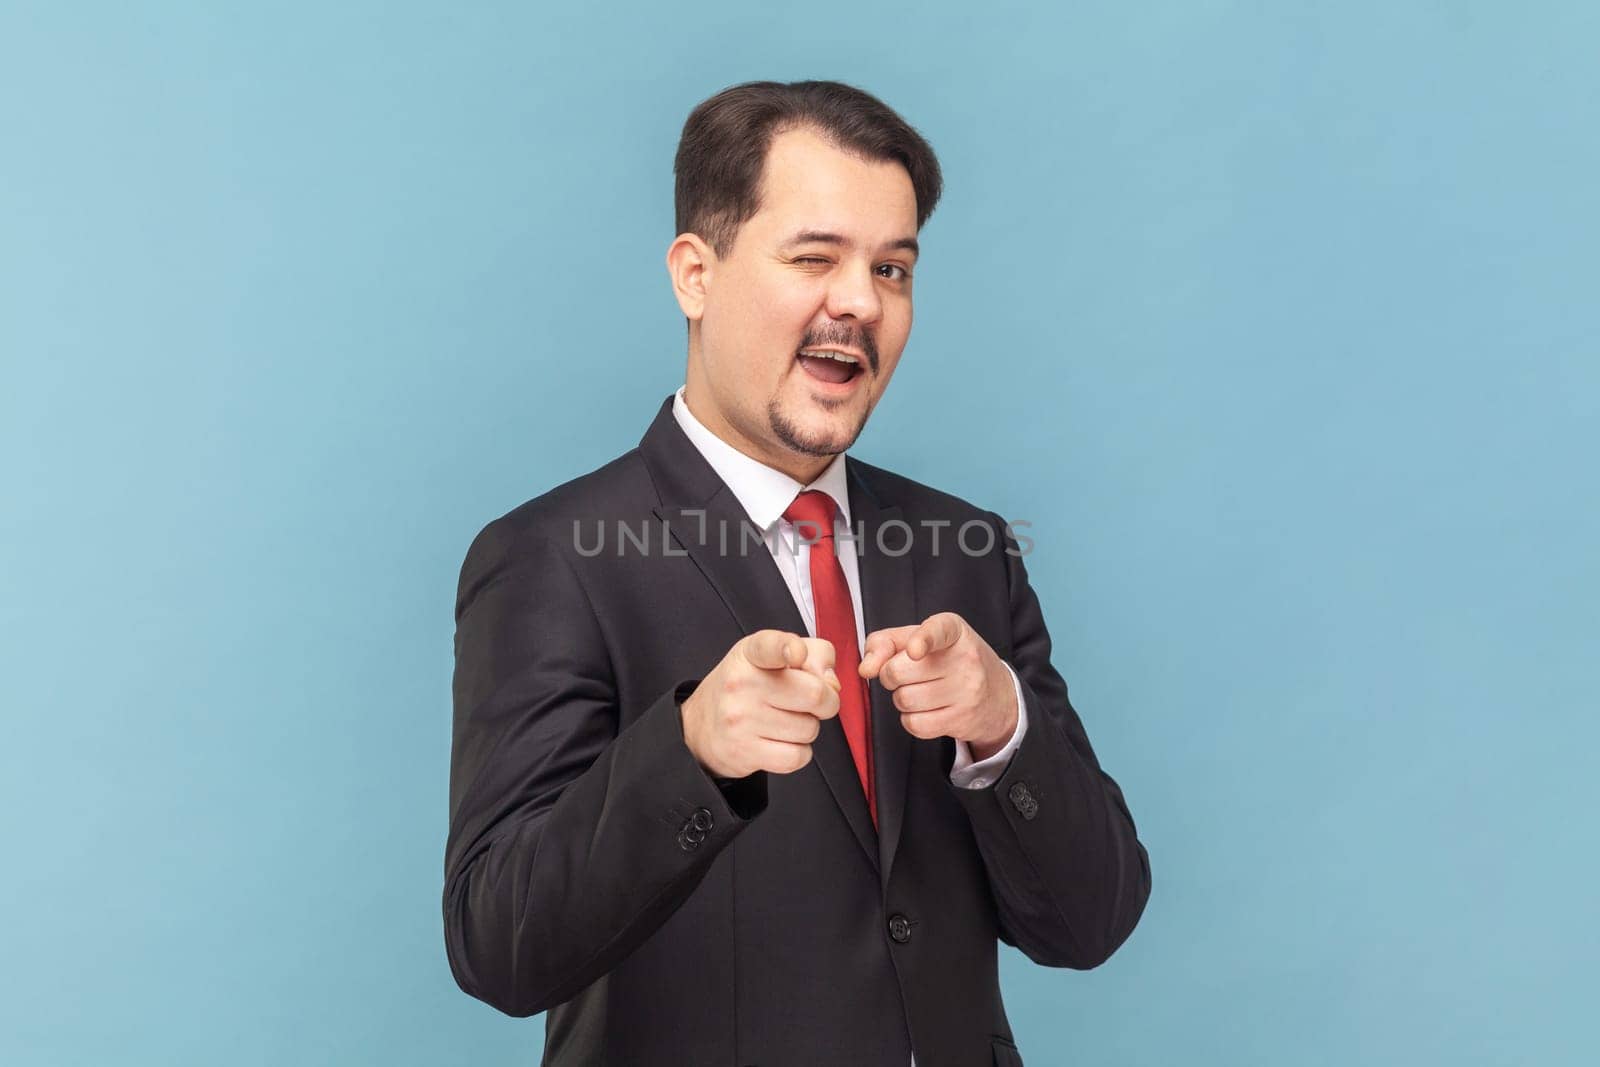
[
  {"x1": 951, "y1": 513, "x2": 1152, "y2": 969},
  {"x1": 443, "y1": 516, "x2": 767, "y2": 1017}
]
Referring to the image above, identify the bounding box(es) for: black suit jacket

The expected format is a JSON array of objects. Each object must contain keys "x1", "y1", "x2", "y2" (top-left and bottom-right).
[{"x1": 444, "y1": 394, "x2": 1151, "y2": 1066}]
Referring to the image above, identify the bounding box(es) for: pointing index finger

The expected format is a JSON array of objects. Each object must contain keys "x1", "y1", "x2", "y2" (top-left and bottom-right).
[{"x1": 744, "y1": 630, "x2": 807, "y2": 671}]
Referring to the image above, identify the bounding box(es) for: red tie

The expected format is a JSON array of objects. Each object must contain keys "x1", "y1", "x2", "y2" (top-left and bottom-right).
[{"x1": 783, "y1": 490, "x2": 876, "y2": 825}]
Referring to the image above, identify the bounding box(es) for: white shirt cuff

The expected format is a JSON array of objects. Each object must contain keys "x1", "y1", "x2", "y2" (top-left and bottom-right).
[{"x1": 948, "y1": 661, "x2": 1029, "y2": 790}]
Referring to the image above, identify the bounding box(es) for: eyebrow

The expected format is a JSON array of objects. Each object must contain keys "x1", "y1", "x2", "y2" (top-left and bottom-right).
[{"x1": 778, "y1": 229, "x2": 920, "y2": 259}]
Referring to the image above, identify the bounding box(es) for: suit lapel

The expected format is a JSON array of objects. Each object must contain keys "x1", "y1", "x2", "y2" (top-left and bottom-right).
[
  {"x1": 847, "y1": 459, "x2": 918, "y2": 887},
  {"x1": 640, "y1": 396, "x2": 881, "y2": 873}
]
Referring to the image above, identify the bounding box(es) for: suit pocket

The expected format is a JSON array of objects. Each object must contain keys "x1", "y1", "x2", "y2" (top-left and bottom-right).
[{"x1": 991, "y1": 1036, "x2": 1024, "y2": 1067}]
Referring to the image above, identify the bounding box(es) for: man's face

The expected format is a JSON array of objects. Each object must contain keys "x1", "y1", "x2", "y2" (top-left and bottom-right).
[{"x1": 682, "y1": 125, "x2": 919, "y2": 476}]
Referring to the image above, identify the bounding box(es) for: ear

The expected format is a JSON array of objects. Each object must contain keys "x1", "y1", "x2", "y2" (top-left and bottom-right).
[{"x1": 665, "y1": 233, "x2": 714, "y2": 321}]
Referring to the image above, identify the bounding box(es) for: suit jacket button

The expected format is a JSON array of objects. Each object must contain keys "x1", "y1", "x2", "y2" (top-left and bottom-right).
[
  {"x1": 690, "y1": 807, "x2": 714, "y2": 832},
  {"x1": 887, "y1": 914, "x2": 913, "y2": 944},
  {"x1": 676, "y1": 829, "x2": 700, "y2": 852},
  {"x1": 1008, "y1": 782, "x2": 1039, "y2": 820}
]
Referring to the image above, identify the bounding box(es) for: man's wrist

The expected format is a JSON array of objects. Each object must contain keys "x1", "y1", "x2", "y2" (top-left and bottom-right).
[
  {"x1": 967, "y1": 670, "x2": 1022, "y2": 760},
  {"x1": 949, "y1": 662, "x2": 1029, "y2": 788},
  {"x1": 967, "y1": 730, "x2": 1012, "y2": 764}
]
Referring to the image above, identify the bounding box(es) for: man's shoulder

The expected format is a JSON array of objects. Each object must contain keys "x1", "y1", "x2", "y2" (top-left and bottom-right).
[
  {"x1": 459, "y1": 446, "x2": 655, "y2": 562},
  {"x1": 847, "y1": 455, "x2": 1005, "y2": 527}
]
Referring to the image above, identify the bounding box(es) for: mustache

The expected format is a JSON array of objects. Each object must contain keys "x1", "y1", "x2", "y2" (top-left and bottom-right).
[{"x1": 799, "y1": 328, "x2": 879, "y2": 375}]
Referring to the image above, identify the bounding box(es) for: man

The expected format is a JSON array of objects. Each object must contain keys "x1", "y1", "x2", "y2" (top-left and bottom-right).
[{"x1": 445, "y1": 80, "x2": 1150, "y2": 1067}]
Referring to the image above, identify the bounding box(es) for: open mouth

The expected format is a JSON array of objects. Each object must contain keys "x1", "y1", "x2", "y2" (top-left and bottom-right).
[{"x1": 796, "y1": 349, "x2": 864, "y2": 387}]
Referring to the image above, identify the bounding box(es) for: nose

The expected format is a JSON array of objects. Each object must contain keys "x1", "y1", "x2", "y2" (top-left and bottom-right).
[{"x1": 824, "y1": 260, "x2": 883, "y2": 325}]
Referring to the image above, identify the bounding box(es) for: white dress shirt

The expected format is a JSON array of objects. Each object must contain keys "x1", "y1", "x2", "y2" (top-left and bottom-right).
[{"x1": 671, "y1": 385, "x2": 1027, "y2": 790}]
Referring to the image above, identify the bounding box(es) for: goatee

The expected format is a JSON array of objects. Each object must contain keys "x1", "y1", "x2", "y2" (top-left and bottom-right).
[{"x1": 768, "y1": 397, "x2": 869, "y2": 457}]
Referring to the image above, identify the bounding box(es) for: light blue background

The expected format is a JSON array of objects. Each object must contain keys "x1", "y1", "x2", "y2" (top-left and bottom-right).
[{"x1": 3, "y1": 2, "x2": 1596, "y2": 1064}]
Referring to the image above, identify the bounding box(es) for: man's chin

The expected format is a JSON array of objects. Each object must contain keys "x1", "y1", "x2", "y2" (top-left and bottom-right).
[
  {"x1": 768, "y1": 405, "x2": 867, "y2": 458},
  {"x1": 783, "y1": 435, "x2": 851, "y2": 458}
]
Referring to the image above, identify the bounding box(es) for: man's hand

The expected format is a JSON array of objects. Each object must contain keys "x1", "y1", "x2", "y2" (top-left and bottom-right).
[
  {"x1": 681, "y1": 630, "x2": 841, "y2": 778},
  {"x1": 858, "y1": 612, "x2": 1019, "y2": 761}
]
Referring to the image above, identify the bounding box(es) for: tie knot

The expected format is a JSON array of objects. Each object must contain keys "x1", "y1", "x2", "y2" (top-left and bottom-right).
[{"x1": 783, "y1": 490, "x2": 837, "y2": 538}]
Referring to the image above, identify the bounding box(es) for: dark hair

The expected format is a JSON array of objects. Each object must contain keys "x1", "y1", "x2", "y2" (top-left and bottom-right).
[{"x1": 674, "y1": 80, "x2": 943, "y2": 258}]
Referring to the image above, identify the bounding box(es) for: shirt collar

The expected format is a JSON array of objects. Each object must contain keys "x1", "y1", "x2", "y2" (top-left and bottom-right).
[{"x1": 672, "y1": 384, "x2": 851, "y2": 531}]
